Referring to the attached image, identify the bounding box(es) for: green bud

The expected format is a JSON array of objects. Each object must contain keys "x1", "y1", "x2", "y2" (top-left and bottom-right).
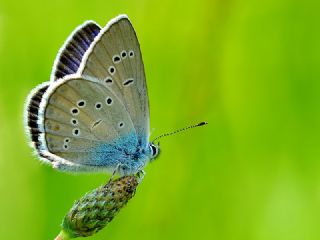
[{"x1": 60, "y1": 175, "x2": 139, "y2": 239}]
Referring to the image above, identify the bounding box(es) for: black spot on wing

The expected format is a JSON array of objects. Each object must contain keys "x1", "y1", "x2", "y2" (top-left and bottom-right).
[
  {"x1": 52, "y1": 22, "x2": 101, "y2": 80},
  {"x1": 123, "y1": 78, "x2": 134, "y2": 86}
]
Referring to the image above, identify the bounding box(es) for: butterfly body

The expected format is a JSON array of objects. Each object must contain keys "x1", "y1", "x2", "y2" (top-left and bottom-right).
[
  {"x1": 25, "y1": 15, "x2": 160, "y2": 175},
  {"x1": 49, "y1": 129, "x2": 152, "y2": 175}
]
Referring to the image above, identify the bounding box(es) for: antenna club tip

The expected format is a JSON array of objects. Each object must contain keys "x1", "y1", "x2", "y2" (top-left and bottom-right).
[{"x1": 198, "y1": 121, "x2": 208, "y2": 126}]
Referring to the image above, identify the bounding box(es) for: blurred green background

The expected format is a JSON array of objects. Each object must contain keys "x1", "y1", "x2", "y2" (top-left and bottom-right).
[{"x1": 1, "y1": 0, "x2": 320, "y2": 239}]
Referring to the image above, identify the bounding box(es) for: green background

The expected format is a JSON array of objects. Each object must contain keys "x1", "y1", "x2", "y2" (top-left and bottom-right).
[{"x1": 0, "y1": 0, "x2": 320, "y2": 239}]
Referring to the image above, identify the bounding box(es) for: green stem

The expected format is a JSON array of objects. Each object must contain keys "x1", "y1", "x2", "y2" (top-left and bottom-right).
[{"x1": 54, "y1": 230, "x2": 72, "y2": 240}]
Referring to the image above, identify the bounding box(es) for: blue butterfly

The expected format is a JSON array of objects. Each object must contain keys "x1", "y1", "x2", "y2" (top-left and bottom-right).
[
  {"x1": 25, "y1": 15, "x2": 207, "y2": 176},
  {"x1": 25, "y1": 15, "x2": 160, "y2": 176}
]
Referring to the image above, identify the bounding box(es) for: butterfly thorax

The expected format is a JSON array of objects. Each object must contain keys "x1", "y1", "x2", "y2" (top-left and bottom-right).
[{"x1": 111, "y1": 139, "x2": 160, "y2": 176}]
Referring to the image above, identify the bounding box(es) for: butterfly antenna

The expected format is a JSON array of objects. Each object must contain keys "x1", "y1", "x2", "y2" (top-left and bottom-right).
[{"x1": 152, "y1": 122, "x2": 208, "y2": 143}]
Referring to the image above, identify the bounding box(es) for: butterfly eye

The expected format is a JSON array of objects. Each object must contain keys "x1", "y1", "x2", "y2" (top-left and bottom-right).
[{"x1": 150, "y1": 144, "x2": 159, "y2": 158}]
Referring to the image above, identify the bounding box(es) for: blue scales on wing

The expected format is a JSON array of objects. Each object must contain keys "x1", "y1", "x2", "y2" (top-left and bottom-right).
[
  {"x1": 37, "y1": 77, "x2": 149, "y2": 173},
  {"x1": 25, "y1": 16, "x2": 153, "y2": 174}
]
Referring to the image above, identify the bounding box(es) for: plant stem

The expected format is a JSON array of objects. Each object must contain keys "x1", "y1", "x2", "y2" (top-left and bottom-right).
[{"x1": 54, "y1": 230, "x2": 71, "y2": 240}]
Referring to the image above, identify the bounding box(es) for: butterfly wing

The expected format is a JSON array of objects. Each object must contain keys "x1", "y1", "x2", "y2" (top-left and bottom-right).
[
  {"x1": 36, "y1": 76, "x2": 138, "y2": 172},
  {"x1": 25, "y1": 15, "x2": 150, "y2": 173},
  {"x1": 25, "y1": 82, "x2": 50, "y2": 157},
  {"x1": 51, "y1": 21, "x2": 101, "y2": 81},
  {"x1": 25, "y1": 21, "x2": 101, "y2": 161},
  {"x1": 78, "y1": 15, "x2": 150, "y2": 148}
]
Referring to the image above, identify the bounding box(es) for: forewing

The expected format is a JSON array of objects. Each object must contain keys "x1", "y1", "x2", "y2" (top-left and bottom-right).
[
  {"x1": 37, "y1": 76, "x2": 137, "y2": 169},
  {"x1": 51, "y1": 21, "x2": 101, "y2": 81},
  {"x1": 79, "y1": 15, "x2": 149, "y2": 147}
]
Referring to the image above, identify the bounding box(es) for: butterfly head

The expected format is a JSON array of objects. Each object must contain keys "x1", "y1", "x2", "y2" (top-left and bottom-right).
[{"x1": 149, "y1": 142, "x2": 160, "y2": 161}]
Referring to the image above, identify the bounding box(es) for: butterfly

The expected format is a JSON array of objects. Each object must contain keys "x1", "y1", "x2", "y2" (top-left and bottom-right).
[{"x1": 24, "y1": 15, "x2": 160, "y2": 176}]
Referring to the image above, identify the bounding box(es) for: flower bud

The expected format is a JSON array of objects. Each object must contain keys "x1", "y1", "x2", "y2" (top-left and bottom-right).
[{"x1": 60, "y1": 175, "x2": 139, "y2": 238}]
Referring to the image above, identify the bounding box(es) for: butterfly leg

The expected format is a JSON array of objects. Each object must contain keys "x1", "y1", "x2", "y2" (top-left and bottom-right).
[
  {"x1": 107, "y1": 164, "x2": 122, "y2": 185},
  {"x1": 136, "y1": 170, "x2": 146, "y2": 183}
]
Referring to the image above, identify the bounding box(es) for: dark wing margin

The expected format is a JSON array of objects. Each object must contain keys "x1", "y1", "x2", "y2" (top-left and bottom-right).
[
  {"x1": 50, "y1": 21, "x2": 101, "y2": 81},
  {"x1": 25, "y1": 82, "x2": 49, "y2": 151}
]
